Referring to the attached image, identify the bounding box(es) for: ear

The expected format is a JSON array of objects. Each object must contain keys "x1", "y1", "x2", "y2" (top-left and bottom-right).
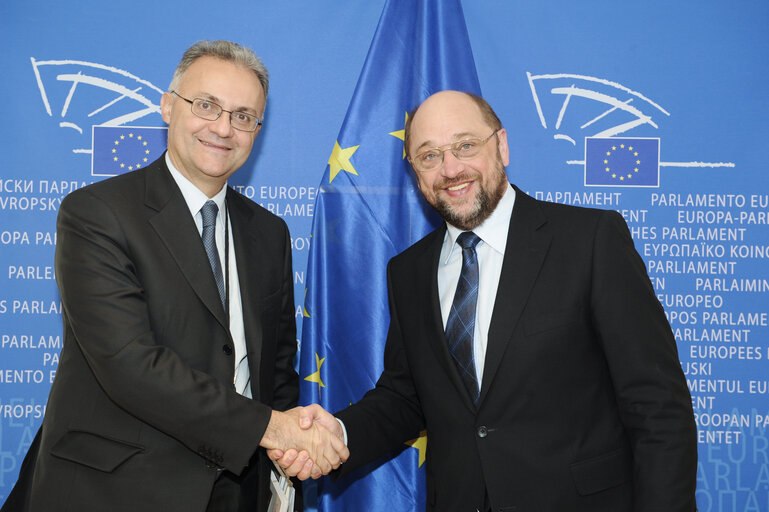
[
  {"x1": 496, "y1": 128, "x2": 510, "y2": 167},
  {"x1": 160, "y1": 92, "x2": 173, "y2": 125}
]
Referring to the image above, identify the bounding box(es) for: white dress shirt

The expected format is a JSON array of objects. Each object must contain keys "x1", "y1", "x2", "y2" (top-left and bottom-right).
[
  {"x1": 438, "y1": 184, "x2": 515, "y2": 384},
  {"x1": 166, "y1": 154, "x2": 251, "y2": 398},
  {"x1": 338, "y1": 185, "x2": 517, "y2": 441}
]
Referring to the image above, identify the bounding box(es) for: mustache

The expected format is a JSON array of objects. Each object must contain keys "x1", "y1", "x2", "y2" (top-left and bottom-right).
[{"x1": 435, "y1": 171, "x2": 480, "y2": 189}]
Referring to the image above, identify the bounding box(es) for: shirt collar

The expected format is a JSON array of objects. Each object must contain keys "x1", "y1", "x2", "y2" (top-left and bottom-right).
[
  {"x1": 166, "y1": 153, "x2": 227, "y2": 218},
  {"x1": 444, "y1": 183, "x2": 515, "y2": 262}
]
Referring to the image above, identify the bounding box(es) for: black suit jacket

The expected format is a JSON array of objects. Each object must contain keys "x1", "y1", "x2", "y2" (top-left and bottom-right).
[
  {"x1": 4, "y1": 157, "x2": 298, "y2": 512},
  {"x1": 337, "y1": 186, "x2": 697, "y2": 512}
]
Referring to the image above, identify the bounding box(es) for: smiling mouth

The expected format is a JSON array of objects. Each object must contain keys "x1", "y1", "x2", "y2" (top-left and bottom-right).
[
  {"x1": 199, "y1": 139, "x2": 231, "y2": 151},
  {"x1": 446, "y1": 182, "x2": 471, "y2": 192}
]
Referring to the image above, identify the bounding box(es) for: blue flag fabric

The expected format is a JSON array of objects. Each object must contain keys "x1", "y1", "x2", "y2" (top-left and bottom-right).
[
  {"x1": 585, "y1": 137, "x2": 660, "y2": 187},
  {"x1": 298, "y1": 0, "x2": 481, "y2": 510},
  {"x1": 92, "y1": 125, "x2": 167, "y2": 176}
]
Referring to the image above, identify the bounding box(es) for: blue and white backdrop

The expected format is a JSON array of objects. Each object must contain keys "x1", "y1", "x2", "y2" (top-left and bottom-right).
[{"x1": 2, "y1": 2, "x2": 768, "y2": 510}]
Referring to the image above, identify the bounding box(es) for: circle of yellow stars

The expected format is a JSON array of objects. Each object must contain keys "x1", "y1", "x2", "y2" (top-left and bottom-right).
[
  {"x1": 112, "y1": 132, "x2": 152, "y2": 171},
  {"x1": 604, "y1": 143, "x2": 640, "y2": 181}
]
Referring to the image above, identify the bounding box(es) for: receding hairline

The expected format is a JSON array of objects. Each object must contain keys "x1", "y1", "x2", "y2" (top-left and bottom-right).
[{"x1": 404, "y1": 91, "x2": 502, "y2": 158}]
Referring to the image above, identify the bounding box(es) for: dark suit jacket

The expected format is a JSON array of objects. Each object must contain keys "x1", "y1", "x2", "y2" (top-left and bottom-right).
[
  {"x1": 336, "y1": 186, "x2": 697, "y2": 512},
  {"x1": 4, "y1": 157, "x2": 298, "y2": 512}
]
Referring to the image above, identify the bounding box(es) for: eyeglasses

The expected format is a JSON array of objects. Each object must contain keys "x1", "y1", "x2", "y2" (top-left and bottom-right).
[
  {"x1": 410, "y1": 130, "x2": 499, "y2": 172},
  {"x1": 169, "y1": 91, "x2": 262, "y2": 132}
]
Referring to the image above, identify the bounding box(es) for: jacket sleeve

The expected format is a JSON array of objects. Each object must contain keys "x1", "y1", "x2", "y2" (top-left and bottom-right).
[
  {"x1": 590, "y1": 210, "x2": 697, "y2": 511},
  {"x1": 335, "y1": 260, "x2": 425, "y2": 475}
]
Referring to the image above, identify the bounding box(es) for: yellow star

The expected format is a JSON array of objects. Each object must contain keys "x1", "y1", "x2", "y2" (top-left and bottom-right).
[
  {"x1": 405, "y1": 430, "x2": 428, "y2": 467},
  {"x1": 636, "y1": 160, "x2": 641, "y2": 164},
  {"x1": 129, "y1": 133, "x2": 134, "y2": 138},
  {"x1": 629, "y1": 146, "x2": 634, "y2": 151},
  {"x1": 303, "y1": 288, "x2": 311, "y2": 318},
  {"x1": 143, "y1": 141, "x2": 147, "y2": 146},
  {"x1": 113, "y1": 157, "x2": 118, "y2": 162},
  {"x1": 620, "y1": 144, "x2": 625, "y2": 148},
  {"x1": 114, "y1": 140, "x2": 119, "y2": 145},
  {"x1": 120, "y1": 135, "x2": 125, "y2": 140},
  {"x1": 328, "y1": 141, "x2": 360, "y2": 183},
  {"x1": 112, "y1": 148, "x2": 116, "y2": 153},
  {"x1": 389, "y1": 111, "x2": 408, "y2": 159},
  {"x1": 328, "y1": 141, "x2": 359, "y2": 183},
  {"x1": 611, "y1": 146, "x2": 616, "y2": 150},
  {"x1": 304, "y1": 352, "x2": 326, "y2": 398}
]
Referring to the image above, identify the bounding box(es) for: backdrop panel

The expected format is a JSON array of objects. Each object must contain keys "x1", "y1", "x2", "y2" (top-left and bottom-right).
[{"x1": 1, "y1": 2, "x2": 767, "y2": 510}]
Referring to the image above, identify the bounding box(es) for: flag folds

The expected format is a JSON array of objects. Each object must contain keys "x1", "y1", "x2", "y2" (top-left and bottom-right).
[{"x1": 299, "y1": 0, "x2": 481, "y2": 510}]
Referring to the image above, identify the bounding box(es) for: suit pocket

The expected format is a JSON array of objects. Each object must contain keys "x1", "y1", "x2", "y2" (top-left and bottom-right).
[
  {"x1": 51, "y1": 430, "x2": 144, "y2": 473},
  {"x1": 523, "y1": 307, "x2": 582, "y2": 336},
  {"x1": 569, "y1": 447, "x2": 632, "y2": 496}
]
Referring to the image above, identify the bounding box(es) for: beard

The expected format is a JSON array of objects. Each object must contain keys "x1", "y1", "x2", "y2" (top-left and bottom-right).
[{"x1": 429, "y1": 159, "x2": 508, "y2": 231}]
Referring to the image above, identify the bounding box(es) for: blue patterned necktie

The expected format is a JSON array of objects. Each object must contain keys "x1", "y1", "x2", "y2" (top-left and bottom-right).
[
  {"x1": 200, "y1": 200, "x2": 225, "y2": 308},
  {"x1": 445, "y1": 231, "x2": 481, "y2": 403}
]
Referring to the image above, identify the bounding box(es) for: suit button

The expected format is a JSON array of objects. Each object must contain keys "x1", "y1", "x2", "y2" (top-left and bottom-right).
[
  {"x1": 222, "y1": 344, "x2": 233, "y2": 355},
  {"x1": 477, "y1": 426, "x2": 488, "y2": 438}
]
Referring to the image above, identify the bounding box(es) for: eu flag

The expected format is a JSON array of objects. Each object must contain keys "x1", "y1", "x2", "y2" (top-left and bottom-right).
[
  {"x1": 298, "y1": 0, "x2": 481, "y2": 510},
  {"x1": 585, "y1": 137, "x2": 660, "y2": 187},
  {"x1": 92, "y1": 125, "x2": 167, "y2": 176}
]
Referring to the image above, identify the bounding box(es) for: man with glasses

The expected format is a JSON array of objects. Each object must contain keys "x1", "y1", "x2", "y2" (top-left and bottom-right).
[
  {"x1": 3, "y1": 40, "x2": 346, "y2": 512},
  {"x1": 276, "y1": 90, "x2": 697, "y2": 511}
]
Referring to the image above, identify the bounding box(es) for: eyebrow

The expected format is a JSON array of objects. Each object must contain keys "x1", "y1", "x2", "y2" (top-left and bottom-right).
[
  {"x1": 414, "y1": 132, "x2": 479, "y2": 153},
  {"x1": 198, "y1": 93, "x2": 259, "y2": 116}
]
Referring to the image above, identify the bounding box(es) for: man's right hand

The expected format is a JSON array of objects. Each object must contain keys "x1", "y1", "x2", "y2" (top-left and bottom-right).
[
  {"x1": 265, "y1": 404, "x2": 346, "y2": 480},
  {"x1": 260, "y1": 406, "x2": 348, "y2": 478}
]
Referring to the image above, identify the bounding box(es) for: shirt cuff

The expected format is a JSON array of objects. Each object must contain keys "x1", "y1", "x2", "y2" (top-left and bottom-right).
[{"x1": 335, "y1": 417, "x2": 349, "y2": 445}]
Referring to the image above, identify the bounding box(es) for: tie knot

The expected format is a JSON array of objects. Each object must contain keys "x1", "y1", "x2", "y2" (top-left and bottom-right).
[
  {"x1": 200, "y1": 200, "x2": 219, "y2": 228},
  {"x1": 456, "y1": 231, "x2": 480, "y2": 250}
]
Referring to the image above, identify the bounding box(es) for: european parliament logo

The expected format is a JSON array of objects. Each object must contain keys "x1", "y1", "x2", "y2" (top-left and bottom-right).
[
  {"x1": 585, "y1": 137, "x2": 659, "y2": 187},
  {"x1": 92, "y1": 126, "x2": 167, "y2": 176},
  {"x1": 31, "y1": 57, "x2": 166, "y2": 176},
  {"x1": 527, "y1": 72, "x2": 734, "y2": 184}
]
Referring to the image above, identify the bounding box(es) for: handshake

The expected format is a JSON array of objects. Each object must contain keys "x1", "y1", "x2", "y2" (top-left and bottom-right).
[{"x1": 260, "y1": 404, "x2": 347, "y2": 480}]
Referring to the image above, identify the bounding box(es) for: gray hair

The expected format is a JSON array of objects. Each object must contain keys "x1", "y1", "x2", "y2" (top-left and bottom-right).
[{"x1": 169, "y1": 40, "x2": 269, "y2": 98}]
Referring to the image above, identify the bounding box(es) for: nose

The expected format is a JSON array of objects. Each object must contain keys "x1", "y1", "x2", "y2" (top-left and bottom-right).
[
  {"x1": 209, "y1": 112, "x2": 235, "y2": 138},
  {"x1": 441, "y1": 149, "x2": 465, "y2": 177}
]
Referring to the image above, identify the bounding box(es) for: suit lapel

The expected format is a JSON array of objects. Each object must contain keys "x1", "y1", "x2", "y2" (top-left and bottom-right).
[
  {"x1": 144, "y1": 159, "x2": 229, "y2": 330},
  {"x1": 418, "y1": 226, "x2": 482, "y2": 412},
  {"x1": 477, "y1": 188, "x2": 551, "y2": 407},
  {"x1": 226, "y1": 190, "x2": 264, "y2": 391}
]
